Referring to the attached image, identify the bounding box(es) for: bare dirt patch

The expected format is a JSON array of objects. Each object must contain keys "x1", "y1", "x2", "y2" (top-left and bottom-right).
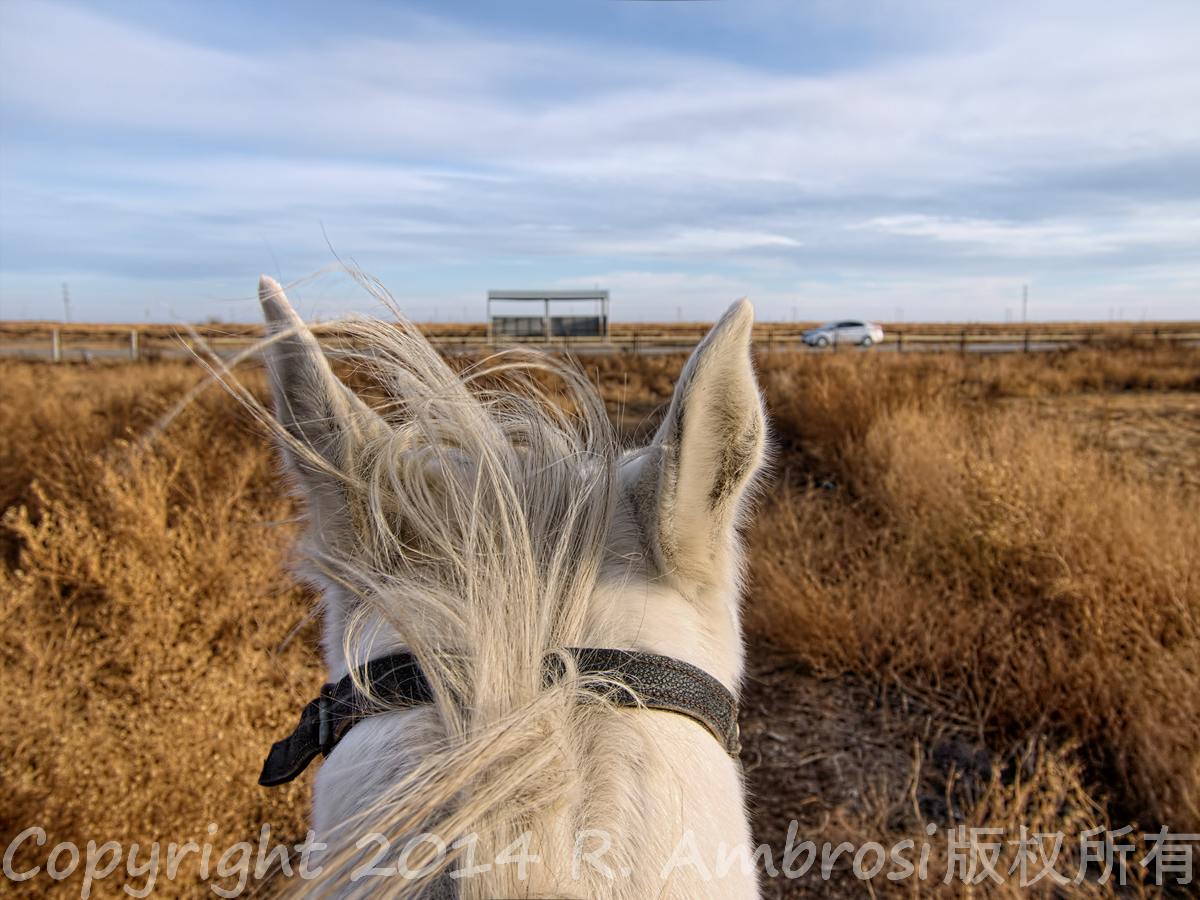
[{"x1": 1010, "y1": 392, "x2": 1200, "y2": 491}]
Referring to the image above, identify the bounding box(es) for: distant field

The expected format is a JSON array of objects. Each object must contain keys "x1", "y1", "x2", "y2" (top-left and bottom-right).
[
  {"x1": 3, "y1": 318, "x2": 1198, "y2": 337},
  {"x1": 1, "y1": 318, "x2": 1198, "y2": 361},
  {"x1": 2, "y1": 344, "x2": 1199, "y2": 896}
]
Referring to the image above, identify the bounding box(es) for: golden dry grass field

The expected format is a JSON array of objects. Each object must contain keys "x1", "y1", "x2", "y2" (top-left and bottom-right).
[{"x1": 2, "y1": 344, "x2": 1199, "y2": 897}]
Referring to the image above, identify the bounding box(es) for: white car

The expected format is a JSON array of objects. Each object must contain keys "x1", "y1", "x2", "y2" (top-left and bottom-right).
[{"x1": 802, "y1": 320, "x2": 884, "y2": 348}]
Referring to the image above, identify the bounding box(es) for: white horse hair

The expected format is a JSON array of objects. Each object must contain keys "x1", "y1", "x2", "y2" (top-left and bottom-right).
[{"x1": 254, "y1": 275, "x2": 767, "y2": 898}]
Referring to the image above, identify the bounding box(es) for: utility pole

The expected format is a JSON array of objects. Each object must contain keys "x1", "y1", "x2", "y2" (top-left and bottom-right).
[
  {"x1": 62, "y1": 283, "x2": 72, "y2": 323},
  {"x1": 1021, "y1": 284, "x2": 1028, "y2": 324}
]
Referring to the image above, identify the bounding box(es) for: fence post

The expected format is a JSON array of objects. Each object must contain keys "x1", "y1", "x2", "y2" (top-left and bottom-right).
[
  {"x1": 51, "y1": 328, "x2": 62, "y2": 363},
  {"x1": 1024, "y1": 329, "x2": 1031, "y2": 353},
  {"x1": 130, "y1": 329, "x2": 140, "y2": 361},
  {"x1": 632, "y1": 329, "x2": 640, "y2": 354},
  {"x1": 766, "y1": 324, "x2": 774, "y2": 361},
  {"x1": 960, "y1": 329, "x2": 967, "y2": 355},
  {"x1": 897, "y1": 330, "x2": 904, "y2": 353}
]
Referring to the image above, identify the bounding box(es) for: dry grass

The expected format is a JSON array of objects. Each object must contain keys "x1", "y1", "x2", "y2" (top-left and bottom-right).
[
  {"x1": 0, "y1": 363, "x2": 323, "y2": 896},
  {"x1": 2, "y1": 343, "x2": 1198, "y2": 896}
]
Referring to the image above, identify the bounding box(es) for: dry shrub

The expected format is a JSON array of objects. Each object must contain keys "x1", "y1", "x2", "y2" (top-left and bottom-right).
[
  {"x1": 973, "y1": 343, "x2": 1200, "y2": 398},
  {"x1": 739, "y1": 647, "x2": 1132, "y2": 896},
  {"x1": 0, "y1": 363, "x2": 321, "y2": 896},
  {"x1": 748, "y1": 352, "x2": 1200, "y2": 837},
  {"x1": 0, "y1": 363, "x2": 204, "y2": 563},
  {"x1": 831, "y1": 740, "x2": 1131, "y2": 897},
  {"x1": 1, "y1": 344, "x2": 1197, "y2": 897}
]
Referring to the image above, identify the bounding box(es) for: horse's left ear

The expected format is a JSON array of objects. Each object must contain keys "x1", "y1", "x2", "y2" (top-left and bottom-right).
[
  {"x1": 639, "y1": 298, "x2": 767, "y2": 582},
  {"x1": 258, "y1": 276, "x2": 385, "y2": 511}
]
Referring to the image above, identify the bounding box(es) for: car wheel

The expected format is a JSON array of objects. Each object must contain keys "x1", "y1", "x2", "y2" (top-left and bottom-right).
[
  {"x1": 861, "y1": 336, "x2": 873, "y2": 347},
  {"x1": 815, "y1": 336, "x2": 830, "y2": 348}
]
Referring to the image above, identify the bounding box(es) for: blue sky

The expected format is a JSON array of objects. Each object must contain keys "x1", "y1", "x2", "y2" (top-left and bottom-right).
[{"x1": 1, "y1": 0, "x2": 1198, "y2": 323}]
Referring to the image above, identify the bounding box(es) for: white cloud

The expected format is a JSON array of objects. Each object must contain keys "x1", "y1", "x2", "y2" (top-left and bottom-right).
[
  {"x1": 2, "y1": 0, "x2": 1199, "y2": 320},
  {"x1": 6, "y1": 0, "x2": 1198, "y2": 184},
  {"x1": 856, "y1": 208, "x2": 1200, "y2": 257},
  {"x1": 549, "y1": 270, "x2": 758, "y2": 321},
  {"x1": 578, "y1": 229, "x2": 801, "y2": 258}
]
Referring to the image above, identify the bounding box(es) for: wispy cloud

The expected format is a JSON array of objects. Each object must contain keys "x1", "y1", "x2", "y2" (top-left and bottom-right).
[
  {"x1": 857, "y1": 209, "x2": 1200, "y2": 258},
  {"x1": 1, "y1": 0, "x2": 1198, "y2": 321}
]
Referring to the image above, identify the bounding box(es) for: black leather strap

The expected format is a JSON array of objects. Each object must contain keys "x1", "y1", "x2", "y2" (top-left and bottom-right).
[
  {"x1": 259, "y1": 648, "x2": 740, "y2": 788},
  {"x1": 259, "y1": 655, "x2": 433, "y2": 787},
  {"x1": 552, "y1": 648, "x2": 741, "y2": 755}
]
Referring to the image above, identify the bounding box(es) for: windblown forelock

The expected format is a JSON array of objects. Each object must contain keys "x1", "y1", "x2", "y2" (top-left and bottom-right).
[
  {"x1": 267, "y1": 317, "x2": 634, "y2": 897},
  {"x1": 302, "y1": 316, "x2": 621, "y2": 740}
]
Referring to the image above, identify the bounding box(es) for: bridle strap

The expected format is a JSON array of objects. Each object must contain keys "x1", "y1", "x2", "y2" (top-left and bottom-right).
[
  {"x1": 259, "y1": 654, "x2": 434, "y2": 787},
  {"x1": 259, "y1": 648, "x2": 740, "y2": 788},
  {"x1": 552, "y1": 648, "x2": 740, "y2": 755}
]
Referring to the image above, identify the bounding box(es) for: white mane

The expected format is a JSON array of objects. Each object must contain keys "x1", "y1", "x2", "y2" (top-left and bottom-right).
[{"x1": 251, "y1": 275, "x2": 767, "y2": 899}]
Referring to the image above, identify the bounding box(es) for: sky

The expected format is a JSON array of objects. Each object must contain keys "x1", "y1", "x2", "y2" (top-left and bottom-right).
[{"x1": 1, "y1": 0, "x2": 1198, "y2": 323}]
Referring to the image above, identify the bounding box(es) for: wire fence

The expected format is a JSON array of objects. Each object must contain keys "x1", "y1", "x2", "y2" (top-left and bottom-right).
[{"x1": 1, "y1": 321, "x2": 1197, "y2": 362}]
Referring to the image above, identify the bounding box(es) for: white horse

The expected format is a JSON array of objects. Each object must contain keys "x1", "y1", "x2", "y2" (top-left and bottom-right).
[{"x1": 255, "y1": 275, "x2": 767, "y2": 898}]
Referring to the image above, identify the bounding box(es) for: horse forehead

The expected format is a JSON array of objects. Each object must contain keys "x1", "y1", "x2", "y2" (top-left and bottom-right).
[{"x1": 603, "y1": 472, "x2": 651, "y2": 558}]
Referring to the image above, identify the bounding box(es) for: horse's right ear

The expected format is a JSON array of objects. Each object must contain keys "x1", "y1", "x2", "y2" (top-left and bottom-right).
[{"x1": 258, "y1": 276, "x2": 385, "y2": 503}]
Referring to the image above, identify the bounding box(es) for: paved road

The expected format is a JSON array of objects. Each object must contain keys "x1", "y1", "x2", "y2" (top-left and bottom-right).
[{"x1": 1, "y1": 338, "x2": 1195, "y2": 361}]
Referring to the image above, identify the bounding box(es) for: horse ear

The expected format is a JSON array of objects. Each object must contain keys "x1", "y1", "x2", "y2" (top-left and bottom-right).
[
  {"x1": 639, "y1": 298, "x2": 767, "y2": 582},
  {"x1": 258, "y1": 275, "x2": 385, "y2": 505}
]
